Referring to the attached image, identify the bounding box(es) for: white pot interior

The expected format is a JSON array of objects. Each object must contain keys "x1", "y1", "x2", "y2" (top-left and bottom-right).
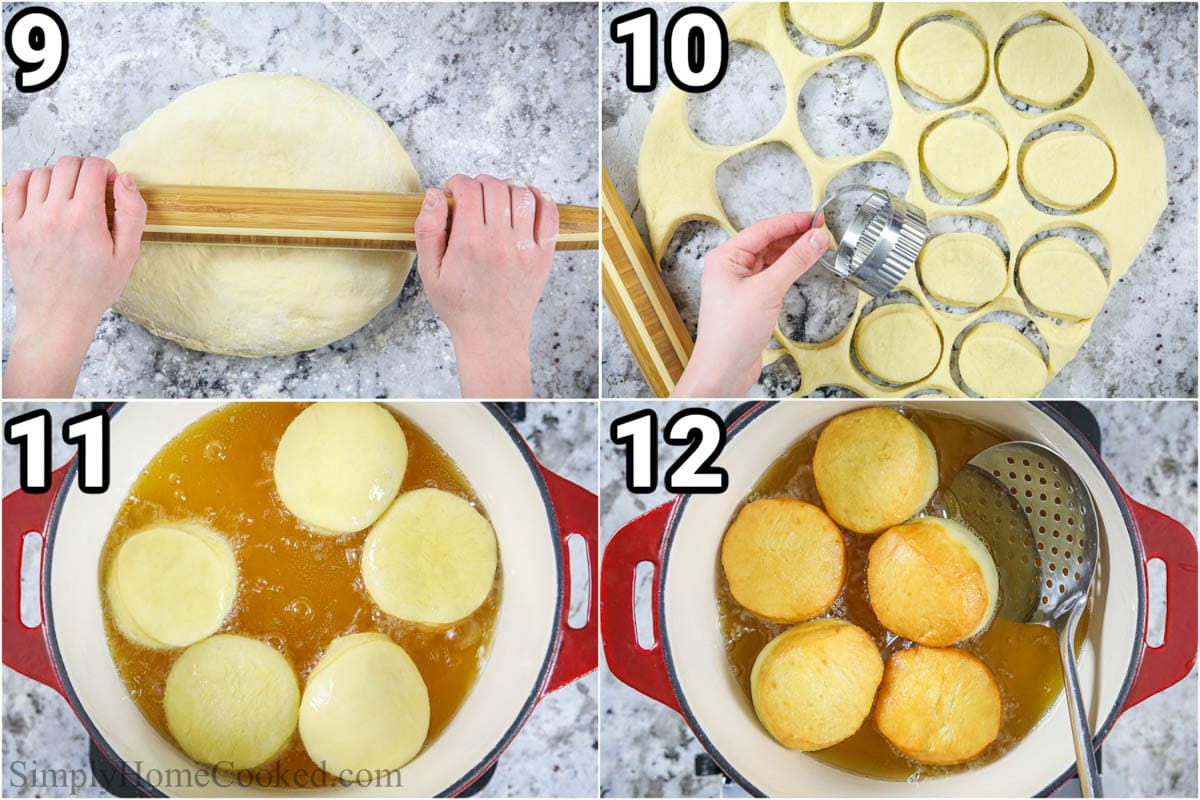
[
  {"x1": 45, "y1": 401, "x2": 561, "y2": 797},
  {"x1": 661, "y1": 400, "x2": 1139, "y2": 797}
]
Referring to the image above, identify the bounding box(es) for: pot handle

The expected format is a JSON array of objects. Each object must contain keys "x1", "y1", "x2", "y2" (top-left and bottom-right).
[
  {"x1": 1121, "y1": 493, "x2": 1198, "y2": 711},
  {"x1": 540, "y1": 466, "x2": 599, "y2": 694},
  {"x1": 2, "y1": 465, "x2": 70, "y2": 696},
  {"x1": 600, "y1": 501, "x2": 681, "y2": 713}
]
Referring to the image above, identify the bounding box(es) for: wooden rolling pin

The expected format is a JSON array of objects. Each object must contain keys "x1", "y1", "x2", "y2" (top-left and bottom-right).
[
  {"x1": 2, "y1": 183, "x2": 599, "y2": 251},
  {"x1": 601, "y1": 168, "x2": 693, "y2": 397}
]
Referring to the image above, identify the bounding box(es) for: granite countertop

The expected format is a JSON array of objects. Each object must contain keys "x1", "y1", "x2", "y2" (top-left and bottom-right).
[
  {"x1": 0, "y1": 401, "x2": 598, "y2": 797},
  {"x1": 599, "y1": 399, "x2": 1198, "y2": 797},
  {"x1": 1, "y1": 2, "x2": 599, "y2": 399},
  {"x1": 600, "y1": 2, "x2": 1198, "y2": 399}
]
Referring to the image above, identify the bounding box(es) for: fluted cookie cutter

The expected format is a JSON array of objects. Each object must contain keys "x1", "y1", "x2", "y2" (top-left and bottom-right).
[{"x1": 810, "y1": 184, "x2": 928, "y2": 298}]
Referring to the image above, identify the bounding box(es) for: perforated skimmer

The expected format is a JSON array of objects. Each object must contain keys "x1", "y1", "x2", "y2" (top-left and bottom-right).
[
  {"x1": 950, "y1": 441, "x2": 1103, "y2": 797},
  {"x1": 810, "y1": 185, "x2": 927, "y2": 298}
]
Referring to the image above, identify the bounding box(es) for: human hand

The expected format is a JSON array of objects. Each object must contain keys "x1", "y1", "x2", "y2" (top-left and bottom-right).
[
  {"x1": 3, "y1": 156, "x2": 147, "y2": 398},
  {"x1": 672, "y1": 213, "x2": 829, "y2": 398},
  {"x1": 413, "y1": 173, "x2": 559, "y2": 398}
]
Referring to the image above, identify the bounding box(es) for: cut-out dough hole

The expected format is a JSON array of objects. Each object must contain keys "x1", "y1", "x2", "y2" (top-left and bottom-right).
[
  {"x1": 997, "y1": 19, "x2": 1091, "y2": 111},
  {"x1": 1016, "y1": 237, "x2": 1108, "y2": 322},
  {"x1": 660, "y1": 221, "x2": 729, "y2": 335},
  {"x1": 717, "y1": 143, "x2": 813, "y2": 230},
  {"x1": 788, "y1": 2, "x2": 877, "y2": 47},
  {"x1": 1019, "y1": 129, "x2": 1114, "y2": 211},
  {"x1": 954, "y1": 317, "x2": 1049, "y2": 397},
  {"x1": 853, "y1": 302, "x2": 942, "y2": 385},
  {"x1": 920, "y1": 114, "x2": 1008, "y2": 202},
  {"x1": 918, "y1": 232, "x2": 1008, "y2": 309},
  {"x1": 897, "y1": 17, "x2": 987, "y2": 105},
  {"x1": 688, "y1": 42, "x2": 785, "y2": 146},
  {"x1": 798, "y1": 57, "x2": 891, "y2": 158},
  {"x1": 759, "y1": 352, "x2": 802, "y2": 396},
  {"x1": 780, "y1": 267, "x2": 859, "y2": 345},
  {"x1": 820, "y1": 159, "x2": 910, "y2": 236}
]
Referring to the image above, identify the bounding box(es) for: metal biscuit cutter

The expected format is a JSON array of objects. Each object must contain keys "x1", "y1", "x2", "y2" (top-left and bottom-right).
[{"x1": 811, "y1": 185, "x2": 928, "y2": 297}]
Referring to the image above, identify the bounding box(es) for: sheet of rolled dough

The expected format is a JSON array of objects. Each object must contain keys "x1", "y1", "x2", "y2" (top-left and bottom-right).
[{"x1": 109, "y1": 73, "x2": 421, "y2": 357}]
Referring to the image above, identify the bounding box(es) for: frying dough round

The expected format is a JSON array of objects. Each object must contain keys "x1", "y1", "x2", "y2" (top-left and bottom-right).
[
  {"x1": 874, "y1": 646, "x2": 1002, "y2": 765},
  {"x1": 1019, "y1": 238, "x2": 1108, "y2": 321},
  {"x1": 721, "y1": 499, "x2": 845, "y2": 623},
  {"x1": 813, "y1": 407, "x2": 938, "y2": 534},
  {"x1": 751, "y1": 619, "x2": 883, "y2": 751},
  {"x1": 897, "y1": 20, "x2": 986, "y2": 104},
  {"x1": 1020, "y1": 130, "x2": 1114, "y2": 210},
  {"x1": 853, "y1": 304, "x2": 941, "y2": 385},
  {"x1": 921, "y1": 116, "x2": 1008, "y2": 199},
  {"x1": 788, "y1": 3, "x2": 875, "y2": 45},
  {"x1": 918, "y1": 233, "x2": 1007, "y2": 307},
  {"x1": 109, "y1": 73, "x2": 422, "y2": 357},
  {"x1": 165, "y1": 635, "x2": 299, "y2": 771},
  {"x1": 300, "y1": 633, "x2": 430, "y2": 774},
  {"x1": 362, "y1": 488, "x2": 498, "y2": 625},
  {"x1": 274, "y1": 402, "x2": 408, "y2": 535},
  {"x1": 998, "y1": 22, "x2": 1089, "y2": 107},
  {"x1": 107, "y1": 522, "x2": 237, "y2": 649},
  {"x1": 958, "y1": 322, "x2": 1048, "y2": 398},
  {"x1": 868, "y1": 517, "x2": 998, "y2": 646}
]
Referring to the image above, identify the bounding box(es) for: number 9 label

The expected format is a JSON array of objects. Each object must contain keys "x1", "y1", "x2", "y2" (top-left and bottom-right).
[{"x1": 5, "y1": 7, "x2": 69, "y2": 93}]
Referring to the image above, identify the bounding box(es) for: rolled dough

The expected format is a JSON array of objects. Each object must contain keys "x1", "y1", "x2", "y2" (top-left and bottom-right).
[
  {"x1": 854, "y1": 304, "x2": 941, "y2": 384},
  {"x1": 958, "y1": 322, "x2": 1048, "y2": 397},
  {"x1": 788, "y1": 3, "x2": 875, "y2": 45},
  {"x1": 109, "y1": 73, "x2": 421, "y2": 357},
  {"x1": 998, "y1": 21, "x2": 1089, "y2": 108},
  {"x1": 918, "y1": 233, "x2": 1007, "y2": 307},
  {"x1": 1018, "y1": 238, "x2": 1108, "y2": 321},
  {"x1": 897, "y1": 20, "x2": 986, "y2": 104},
  {"x1": 1020, "y1": 130, "x2": 1114, "y2": 210},
  {"x1": 921, "y1": 116, "x2": 1008, "y2": 199}
]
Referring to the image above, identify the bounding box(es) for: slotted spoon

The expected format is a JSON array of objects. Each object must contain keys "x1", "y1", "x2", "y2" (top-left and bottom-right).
[{"x1": 950, "y1": 441, "x2": 1103, "y2": 797}]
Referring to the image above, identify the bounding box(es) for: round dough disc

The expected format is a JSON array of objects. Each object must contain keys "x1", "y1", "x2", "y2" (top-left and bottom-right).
[
  {"x1": 918, "y1": 233, "x2": 1007, "y2": 307},
  {"x1": 1020, "y1": 130, "x2": 1114, "y2": 210},
  {"x1": 853, "y1": 304, "x2": 941, "y2": 385},
  {"x1": 109, "y1": 522, "x2": 238, "y2": 648},
  {"x1": 998, "y1": 22, "x2": 1089, "y2": 107},
  {"x1": 788, "y1": 3, "x2": 875, "y2": 45},
  {"x1": 958, "y1": 322, "x2": 1048, "y2": 397},
  {"x1": 165, "y1": 635, "x2": 299, "y2": 770},
  {"x1": 274, "y1": 402, "x2": 408, "y2": 535},
  {"x1": 300, "y1": 633, "x2": 431, "y2": 774},
  {"x1": 109, "y1": 73, "x2": 422, "y2": 356},
  {"x1": 897, "y1": 20, "x2": 986, "y2": 104},
  {"x1": 362, "y1": 488, "x2": 498, "y2": 625},
  {"x1": 921, "y1": 117, "x2": 1008, "y2": 199},
  {"x1": 1019, "y1": 238, "x2": 1108, "y2": 321}
]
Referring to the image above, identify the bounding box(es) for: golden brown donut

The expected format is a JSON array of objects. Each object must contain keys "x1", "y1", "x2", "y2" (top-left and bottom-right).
[
  {"x1": 751, "y1": 619, "x2": 883, "y2": 751},
  {"x1": 721, "y1": 499, "x2": 846, "y2": 623},
  {"x1": 868, "y1": 517, "x2": 998, "y2": 646},
  {"x1": 874, "y1": 646, "x2": 1003, "y2": 765},
  {"x1": 813, "y1": 408, "x2": 938, "y2": 534}
]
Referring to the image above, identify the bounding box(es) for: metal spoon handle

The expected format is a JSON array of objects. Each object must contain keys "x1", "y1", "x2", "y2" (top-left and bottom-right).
[{"x1": 1057, "y1": 605, "x2": 1103, "y2": 797}]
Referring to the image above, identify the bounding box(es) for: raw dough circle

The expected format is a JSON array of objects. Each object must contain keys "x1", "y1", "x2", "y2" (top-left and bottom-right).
[
  {"x1": 109, "y1": 73, "x2": 422, "y2": 357},
  {"x1": 853, "y1": 303, "x2": 941, "y2": 385},
  {"x1": 300, "y1": 633, "x2": 430, "y2": 774},
  {"x1": 1019, "y1": 238, "x2": 1108, "y2": 321},
  {"x1": 164, "y1": 635, "x2": 299, "y2": 771},
  {"x1": 274, "y1": 402, "x2": 408, "y2": 535},
  {"x1": 918, "y1": 233, "x2": 1007, "y2": 307},
  {"x1": 921, "y1": 117, "x2": 1008, "y2": 199},
  {"x1": 897, "y1": 20, "x2": 986, "y2": 104},
  {"x1": 362, "y1": 488, "x2": 498, "y2": 625},
  {"x1": 1020, "y1": 130, "x2": 1114, "y2": 209},
  {"x1": 958, "y1": 322, "x2": 1048, "y2": 397},
  {"x1": 107, "y1": 522, "x2": 238, "y2": 649},
  {"x1": 998, "y1": 21, "x2": 1089, "y2": 107},
  {"x1": 788, "y1": 2, "x2": 875, "y2": 45}
]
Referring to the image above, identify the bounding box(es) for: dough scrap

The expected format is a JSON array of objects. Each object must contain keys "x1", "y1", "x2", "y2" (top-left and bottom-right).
[
  {"x1": 958, "y1": 322, "x2": 1048, "y2": 397},
  {"x1": 788, "y1": 3, "x2": 875, "y2": 45},
  {"x1": 164, "y1": 635, "x2": 299, "y2": 771},
  {"x1": 998, "y1": 21, "x2": 1089, "y2": 107},
  {"x1": 300, "y1": 633, "x2": 430, "y2": 775},
  {"x1": 274, "y1": 402, "x2": 408, "y2": 535},
  {"x1": 1019, "y1": 238, "x2": 1108, "y2": 321},
  {"x1": 1020, "y1": 130, "x2": 1114, "y2": 210},
  {"x1": 108, "y1": 522, "x2": 238, "y2": 649},
  {"x1": 921, "y1": 116, "x2": 1008, "y2": 199},
  {"x1": 853, "y1": 303, "x2": 941, "y2": 385},
  {"x1": 362, "y1": 488, "x2": 498, "y2": 626},
  {"x1": 109, "y1": 73, "x2": 421, "y2": 357},
  {"x1": 897, "y1": 20, "x2": 986, "y2": 104},
  {"x1": 918, "y1": 233, "x2": 1007, "y2": 307}
]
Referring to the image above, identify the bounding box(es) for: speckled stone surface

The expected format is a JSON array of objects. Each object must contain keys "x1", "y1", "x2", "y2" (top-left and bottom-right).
[
  {"x1": 1, "y1": 2, "x2": 599, "y2": 399},
  {"x1": 600, "y1": 3, "x2": 1198, "y2": 399},
  {"x1": 0, "y1": 400, "x2": 598, "y2": 797},
  {"x1": 599, "y1": 400, "x2": 1197, "y2": 797}
]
